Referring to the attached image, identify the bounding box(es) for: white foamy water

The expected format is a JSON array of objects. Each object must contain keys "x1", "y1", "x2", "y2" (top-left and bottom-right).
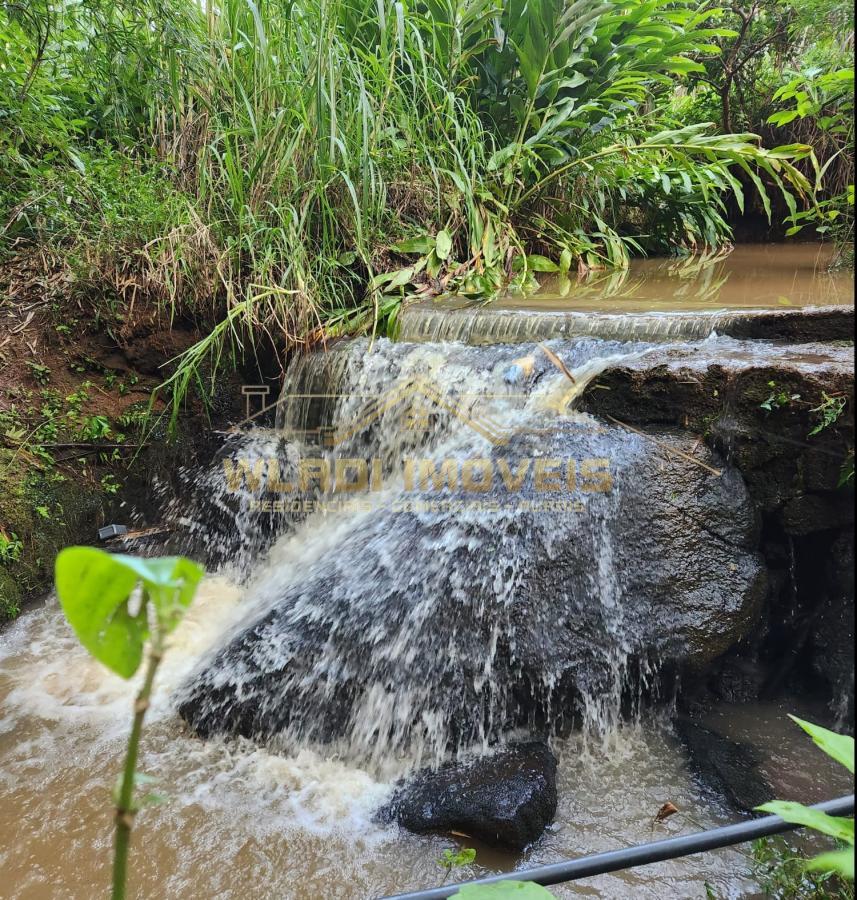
[{"x1": 2, "y1": 315, "x2": 848, "y2": 897}]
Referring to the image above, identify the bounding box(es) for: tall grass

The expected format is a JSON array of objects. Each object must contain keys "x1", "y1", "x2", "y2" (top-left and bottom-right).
[{"x1": 1, "y1": 0, "x2": 829, "y2": 411}]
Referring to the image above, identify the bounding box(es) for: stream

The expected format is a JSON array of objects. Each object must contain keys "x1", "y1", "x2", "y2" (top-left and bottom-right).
[{"x1": 0, "y1": 244, "x2": 853, "y2": 899}]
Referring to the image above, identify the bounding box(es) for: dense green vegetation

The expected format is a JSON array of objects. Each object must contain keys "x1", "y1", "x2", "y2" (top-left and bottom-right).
[{"x1": 1, "y1": 0, "x2": 853, "y2": 406}]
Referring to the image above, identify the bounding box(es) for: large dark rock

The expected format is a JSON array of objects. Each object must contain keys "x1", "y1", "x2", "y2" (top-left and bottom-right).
[
  {"x1": 581, "y1": 339, "x2": 854, "y2": 718},
  {"x1": 721, "y1": 307, "x2": 854, "y2": 343},
  {"x1": 580, "y1": 339, "x2": 854, "y2": 522},
  {"x1": 379, "y1": 742, "x2": 558, "y2": 850},
  {"x1": 811, "y1": 531, "x2": 856, "y2": 725},
  {"x1": 675, "y1": 719, "x2": 774, "y2": 813},
  {"x1": 177, "y1": 418, "x2": 766, "y2": 758}
]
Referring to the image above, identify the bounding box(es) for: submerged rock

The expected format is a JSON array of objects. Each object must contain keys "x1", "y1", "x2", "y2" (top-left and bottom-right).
[
  {"x1": 378, "y1": 742, "x2": 558, "y2": 851},
  {"x1": 675, "y1": 718, "x2": 773, "y2": 813}
]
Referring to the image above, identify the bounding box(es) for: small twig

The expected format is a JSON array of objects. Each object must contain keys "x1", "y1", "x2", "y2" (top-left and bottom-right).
[
  {"x1": 604, "y1": 415, "x2": 723, "y2": 477},
  {"x1": 538, "y1": 343, "x2": 576, "y2": 384}
]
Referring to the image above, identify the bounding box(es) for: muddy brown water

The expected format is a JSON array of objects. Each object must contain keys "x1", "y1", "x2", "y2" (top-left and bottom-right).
[
  {"x1": 451, "y1": 244, "x2": 853, "y2": 313},
  {"x1": 396, "y1": 244, "x2": 854, "y2": 345},
  {"x1": 1, "y1": 579, "x2": 851, "y2": 900}
]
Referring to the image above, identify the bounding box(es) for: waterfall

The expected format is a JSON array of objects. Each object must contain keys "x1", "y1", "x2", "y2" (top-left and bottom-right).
[
  {"x1": 175, "y1": 336, "x2": 765, "y2": 771},
  {"x1": 396, "y1": 305, "x2": 749, "y2": 344}
]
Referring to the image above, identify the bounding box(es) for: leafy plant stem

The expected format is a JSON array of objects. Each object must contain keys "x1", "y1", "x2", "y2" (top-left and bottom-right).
[{"x1": 112, "y1": 633, "x2": 164, "y2": 900}]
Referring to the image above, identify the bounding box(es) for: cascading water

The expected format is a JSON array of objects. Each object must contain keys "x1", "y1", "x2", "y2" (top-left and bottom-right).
[
  {"x1": 396, "y1": 304, "x2": 759, "y2": 344},
  {"x1": 175, "y1": 336, "x2": 766, "y2": 770}
]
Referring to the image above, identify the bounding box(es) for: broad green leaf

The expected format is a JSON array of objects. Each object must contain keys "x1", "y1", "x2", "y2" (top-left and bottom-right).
[
  {"x1": 372, "y1": 267, "x2": 414, "y2": 289},
  {"x1": 767, "y1": 110, "x2": 800, "y2": 126},
  {"x1": 435, "y1": 230, "x2": 453, "y2": 260},
  {"x1": 756, "y1": 801, "x2": 854, "y2": 844},
  {"x1": 392, "y1": 235, "x2": 434, "y2": 254},
  {"x1": 153, "y1": 556, "x2": 204, "y2": 633},
  {"x1": 806, "y1": 849, "x2": 855, "y2": 880},
  {"x1": 526, "y1": 254, "x2": 559, "y2": 272},
  {"x1": 55, "y1": 548, "x2": 203, "y2": 678},
  {"x1": 454, "y1": 882, "x2": 555, "y2": 898},
  {"x1": 56, "y1": 547, "x2": 150, "y2": 678},
  {"x1": 789, "y1": 715, "x2": 855, "y2": 774}
]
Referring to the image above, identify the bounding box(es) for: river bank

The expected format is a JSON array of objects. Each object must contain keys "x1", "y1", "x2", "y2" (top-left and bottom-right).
[{"x1": 0, "y1": 258, "x2": 245, "y2": 621}]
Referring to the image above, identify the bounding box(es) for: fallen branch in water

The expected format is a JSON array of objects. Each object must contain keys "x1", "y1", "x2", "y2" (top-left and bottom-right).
[{"x1": 538, "y1": 343, "x2": 576, "y2": 383}]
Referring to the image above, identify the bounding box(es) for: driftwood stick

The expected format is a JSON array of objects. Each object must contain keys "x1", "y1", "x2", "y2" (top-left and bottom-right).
[{"x1": 604, "y1": 414, "x2": 722, "y2": 477}]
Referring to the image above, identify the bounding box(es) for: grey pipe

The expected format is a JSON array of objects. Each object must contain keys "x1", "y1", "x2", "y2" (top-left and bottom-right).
[{"x1": 382, "y1": 794, "x2": 855, "y2": 900}]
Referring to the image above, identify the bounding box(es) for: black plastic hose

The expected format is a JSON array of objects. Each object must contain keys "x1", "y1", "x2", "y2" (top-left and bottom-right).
[{"x1": 382, "y1": 794, "x2": 855, "y2": 899}]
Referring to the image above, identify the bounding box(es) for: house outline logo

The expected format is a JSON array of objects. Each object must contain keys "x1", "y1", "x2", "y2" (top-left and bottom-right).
[{"x1": 233, "y1": 374, "x2": 541, "y2": 446}]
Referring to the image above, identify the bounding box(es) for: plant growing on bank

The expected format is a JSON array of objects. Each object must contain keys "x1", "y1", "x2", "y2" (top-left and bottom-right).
[
  {"x1": 808, "y1": 392, "x2": 847, "y2": 435},
  {"x1": 752, "y1": 836, "x2": 854, "y2": 899},
  {"x1": 761, "y1": 381, "x2": 802, "y2": 411},
  {"x1": 0, "y1": 529, "x2": 24, "y2": 564},
  {"x1": 440, "y1": 847, "x2": 478, "y2": 882},
  {"x1": 757, "y1": 716, "x2": 855, "y2": 884},
  {"x1": 2, "y1": 0, "x2": 832, "y2": 419},
  {"x1": 771, "y1": 67, "x2": 854, "y2": 260},
  {"x1": 54, "y1": 547, "x2": 203, "y2": 900}
]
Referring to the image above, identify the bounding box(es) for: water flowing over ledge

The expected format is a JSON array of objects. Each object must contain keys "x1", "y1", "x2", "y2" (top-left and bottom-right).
[
  {"x1": 397, "y1": 303, "x2": 854, "y2": 345},
  {"x1": 175, "y1": 336, "x2": 768, "y2": 768}
]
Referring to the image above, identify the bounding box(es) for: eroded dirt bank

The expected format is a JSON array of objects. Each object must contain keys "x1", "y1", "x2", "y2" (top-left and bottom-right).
[{"x1": 0, "y1": 258, "x2": 248, "y2": 621}]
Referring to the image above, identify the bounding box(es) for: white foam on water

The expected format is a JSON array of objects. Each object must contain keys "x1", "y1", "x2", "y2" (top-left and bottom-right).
[
  {"x1": 2, "y1": 327, "x2": 829, "y2": 898},
  {"x1": 0, "y1": 577, "x2": 398, "y2": 847}
]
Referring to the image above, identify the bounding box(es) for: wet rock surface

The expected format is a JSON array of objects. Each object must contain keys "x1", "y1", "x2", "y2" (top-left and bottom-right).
[
  {"x1": 810, "y1": 531, "x2": 856, "y2": 724},
  {"x1": 582, "y1": 338, "x2": 854, "y2": 715},
  {"x1": 579, "y1": 339, "x2": 854, "y2": 520},
  {"x1": 378, "y1": 742, "x2": 558, "y2": 850},
  {"x1": 177, "y1": 421, "x2": 767, "y2": 756},
  {"x1": 675, "y1": 718, "x2": 774, "y2": 813},
  {"x1": 721, "y1": 307, "x2": 854, "y2": 343}
]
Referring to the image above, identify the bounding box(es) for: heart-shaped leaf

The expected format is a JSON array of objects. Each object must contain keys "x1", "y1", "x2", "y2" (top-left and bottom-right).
[{"x1": 55, "y1": 548, "x2": 203, "y2": 678}]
